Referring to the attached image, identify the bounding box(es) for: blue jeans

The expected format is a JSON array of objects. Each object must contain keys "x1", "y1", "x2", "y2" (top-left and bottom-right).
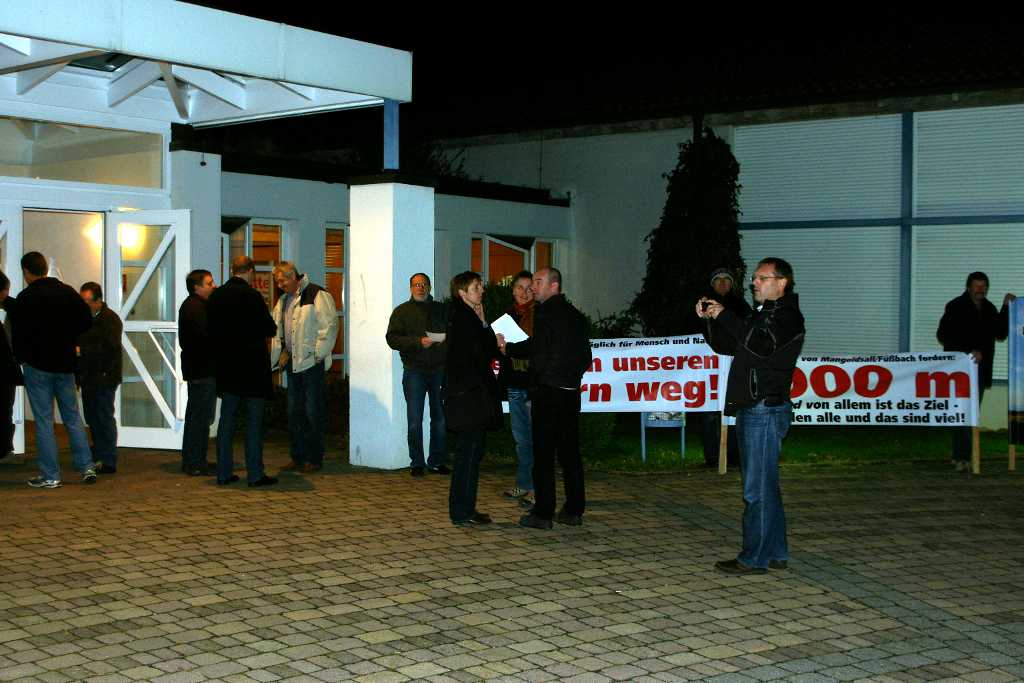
[
  {"x1": 735, "y1": 400, "x2": 792, "y2": 569},
  {"x1": 216, "y1": 392, "x2": 265, "y2": 483},
  {"x1": 81, "y1": 385, "x2": 118, "y2": 468},
  {"x1": 402, "y1": 367, "x2": 446, "y2": 468},
  {"x1": 23, "y1": 364, "x2": 93, "y2": 481},
  {"x1": 287, "y1": 362, "x2": 327, "y2": 467},
  {"x1": 449, "y1": 427, "x2": 485, "y2": 522},
  {"x1": 507, "y1": 388, "x2": 533, "y2": 490},
  {"x1": 182, "y1": 378, "x2": 216, "y2": 470}
]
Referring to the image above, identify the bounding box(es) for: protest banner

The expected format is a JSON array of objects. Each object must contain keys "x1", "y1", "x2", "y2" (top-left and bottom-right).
[
  {"x1": 581, "y1": 337, "x2": 979, "y2": 428},
  {"x1": 1008, "y1": 298, "x2": 1024, "y2": 469}
]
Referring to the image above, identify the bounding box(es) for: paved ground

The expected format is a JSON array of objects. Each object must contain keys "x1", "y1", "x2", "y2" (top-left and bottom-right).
[{"x1": 1, "y1": 436, "x2": 1023, "y2": 683}]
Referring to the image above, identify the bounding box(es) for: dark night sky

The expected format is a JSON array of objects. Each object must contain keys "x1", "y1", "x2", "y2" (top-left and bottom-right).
[{"x1": 178, "y1": 5, "x2": 1024, "y2": 162}]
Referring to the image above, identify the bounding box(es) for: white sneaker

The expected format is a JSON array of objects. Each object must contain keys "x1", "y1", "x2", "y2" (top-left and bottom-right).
[
  {"x1": 955, "y1": 461, "x2": 969, "y2": 473},
  {"x1": 82, "y1": 469, "x2": 98, "y2": 484},
  {"x1": 504, "y1": 487, "x2": 531, "y2": 500},
  {"x1": 27, "y1": 477, "x2": 62, "y2": 489}
]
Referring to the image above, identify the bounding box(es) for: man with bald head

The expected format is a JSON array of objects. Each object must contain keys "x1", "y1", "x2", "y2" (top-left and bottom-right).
[{"x1": 500, "y1": 267, "x2": 592, "y2": 530}]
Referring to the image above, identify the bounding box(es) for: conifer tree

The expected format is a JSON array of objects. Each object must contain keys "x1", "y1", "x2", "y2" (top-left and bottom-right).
[{"x1": 630, "y1": 126, "x2": 745, "y2": 336}]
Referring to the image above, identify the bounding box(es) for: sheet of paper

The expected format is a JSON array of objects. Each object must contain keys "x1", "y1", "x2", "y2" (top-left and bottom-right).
[
  {"x1": 426, "y1": 331, "x2": 446, "y2": 342},
  {"x1": 491, "y1": 313, "x2": 529, "y2": 344}
]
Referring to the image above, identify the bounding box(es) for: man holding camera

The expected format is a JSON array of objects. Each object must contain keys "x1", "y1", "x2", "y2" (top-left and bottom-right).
[{"x1": 698, "y1": 257, "x2": 804, "y2": 574}]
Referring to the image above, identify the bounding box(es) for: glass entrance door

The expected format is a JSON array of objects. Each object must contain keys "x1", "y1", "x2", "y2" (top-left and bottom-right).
[{"x1": 105, "y1": 210, "x2": 190, "y2": 449}]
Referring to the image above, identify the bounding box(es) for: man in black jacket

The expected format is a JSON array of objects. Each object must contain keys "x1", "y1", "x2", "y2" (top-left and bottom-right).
[
  {"x1": 386, "y1": 273, "x2": 450, "y2": 477},
  {"x1": 700, "y1": 257, "x2": 805, "y2": 574},
  {"x1": 501, "y1": 267, "x2": 593, "y2": 530},
  {"x1": 77, "y1": 282, "x2": 123, "y2": 474},
  {"x1": 179, "y1": 269, "x2": 217, "y2": 476},
  {"x1": 207, "y1": 256, "x2": 278, "y2": 487},
  {"x1": 699, "y1": 268, "x2": 752, "y2": 468},
  {"x1": 937, "y1": 271, "x2": 1015, "y2": 471},
  {"x1": 10, "y1": 252, "x2": 94, "y2": 488}
]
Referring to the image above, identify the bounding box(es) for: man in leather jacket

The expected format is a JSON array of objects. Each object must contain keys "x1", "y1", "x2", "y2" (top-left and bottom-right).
[
  {"x1": 700, "y1": 257, "x2": 804, "y2": 574},
  {"x1": 501, "y1": 267, "x2": 592, "y2": 530}
]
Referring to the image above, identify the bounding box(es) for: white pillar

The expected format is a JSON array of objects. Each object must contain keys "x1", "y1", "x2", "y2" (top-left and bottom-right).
[{"x1": 349, "y1": 182, "x2": 436, "y2": 469}]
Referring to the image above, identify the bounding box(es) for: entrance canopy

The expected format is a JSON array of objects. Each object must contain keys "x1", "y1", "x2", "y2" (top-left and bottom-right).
[{"x1": 0, "y1": 0, "x2": 411, "y2": 127}]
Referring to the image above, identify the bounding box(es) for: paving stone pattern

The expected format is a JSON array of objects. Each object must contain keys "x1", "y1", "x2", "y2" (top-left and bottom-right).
[{"x1": 1, "y1": 440, "x2": 1023, "y2": 682}]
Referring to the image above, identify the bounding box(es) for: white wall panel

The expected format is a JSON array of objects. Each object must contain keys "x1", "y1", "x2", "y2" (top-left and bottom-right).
[
  {"x1": 740, "y1": 226, "x2": 901, "y2": 355},
  {"x1": 736, "y1": 116, "x2": 902, "y2": 222},
  {"x1": 916, "y1": 105, "x2": 1024, "y2": 217},
  {"x1": 910, "y1": 224, "x2": 1024, "y2": 381}
]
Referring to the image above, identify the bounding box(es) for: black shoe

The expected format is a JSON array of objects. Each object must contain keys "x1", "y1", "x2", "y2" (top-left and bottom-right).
[
  {"x1": 95, "y1": 464, "x2": 117, "y2": 474},
  {"x1": 217, "y1": 475, "x2": 239, "y2": 485},
  {"x1": 555, "y1": 510, "x2": 583, "y2": 526},
  {"x1": 715, "y1": 559, "x2": 767, "y2": 575},
  {"x1": 248, "y1": 476, "x2": 278, "y2": 487},
  {"x1": 411, "y1": 466, "x2": 425, "y2": 478},
  {"x1": 768, "y1": 560, "x2": 788, "y2": 570},
  {"x1": 427, "y1": 464, "x2": 451, "y2": 475},
  {"x1": 518, "y1": 513, "x2": 553, "y2": 530},
  {"x1": 453, "y1": 512, "x2": 492, "y2": 527},
  {"x1": 187, "y1": 463, "x2": 214, "y2": 476}
]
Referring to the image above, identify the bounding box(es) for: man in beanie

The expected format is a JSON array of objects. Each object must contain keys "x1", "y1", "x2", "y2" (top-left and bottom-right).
[{"x1": 699, "y1": 268, "x2": 751, "y2": 468}]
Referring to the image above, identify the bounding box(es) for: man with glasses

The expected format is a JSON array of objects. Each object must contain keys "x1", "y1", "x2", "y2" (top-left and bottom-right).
[
  {"x1": 698, "y1": 258, "x2": 805, "y2": 574},
  {"x1": 386, "y1": 273, "x2": 450, "y2": 477}
]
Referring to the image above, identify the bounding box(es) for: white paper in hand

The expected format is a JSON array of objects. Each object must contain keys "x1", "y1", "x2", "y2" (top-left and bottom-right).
[{"x1": 491, "y1": 314, "x2": 529, "y2": 343}]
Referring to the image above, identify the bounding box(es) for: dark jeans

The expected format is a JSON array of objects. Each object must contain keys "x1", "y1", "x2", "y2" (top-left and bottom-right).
[
  {"x1": 449, "y1": 427, "x2": 486, "y2": 522},
  {"x1": 286, "y1": 362, "x2": 327, "y2": 467},
  {"x1": 699, "y1": 411, "x2": 740, "y2": 467},
  {"x1": 735, "y1": 400, "x2": 792, "y2": 569},
  {"x1": 0, "y1": 382, "x2": 14, "y2": 454},
  {"x1": 531, "y1": 385, "x2": 586, "y2": 520},
  {"x1": 952, "y1": 384, "x2": 985, "y2": 463},
  {"x1": 402, "y1": 367, "x2": 446, "y2": 468},
  {"x1": 182, "y1": 378, "x2": 216, "y2": 470},
  {"x1": 216, "y1": 392, "x2": 265, "y2": 483},
  {"x1": 82, "y1": 385, "x2": 118, "y2": 468}
]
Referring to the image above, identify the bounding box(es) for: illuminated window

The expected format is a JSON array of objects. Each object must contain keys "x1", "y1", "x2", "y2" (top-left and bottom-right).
[
  {"x1": 325, "y1": 224, "x2": 347, "y2": 374},
  {"x1": 472, "y1": 235, "x2": 559, "y2": 284}
]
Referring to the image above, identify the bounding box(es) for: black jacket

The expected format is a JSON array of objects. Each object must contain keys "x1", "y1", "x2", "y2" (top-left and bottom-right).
[
  {"x1": 386, "y1": 297, "x2": 448, "y2": 371},
  {"x1": 178, "y1": 294, "x2": 213, "y2": 381},
  {"x1": 207, "y1": 277, "x2": 277, "y2": 398},
  {"x1": 443, "y1": 300, "x2": 501, "y2": 431},
  {"x1": 77, "y1": 304, "x2": 123, "y2": 388},
  {"x1": 507, "y1": 294, "x2": 592, "y2": 390},
  {"x1": 8, "y1": 278, "x2": 92, "y2": 373},
  {"x1": 705, "y1": 293, "x2": 805, "y2": 416},
  {"x1": 937, "y1": 291, "x2": 1009, "y2": 388}
]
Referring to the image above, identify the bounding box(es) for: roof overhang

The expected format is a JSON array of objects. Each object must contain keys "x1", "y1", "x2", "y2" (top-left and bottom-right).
[{"x1": 0, "y1": 0, "x2": 412, "y2": 127}]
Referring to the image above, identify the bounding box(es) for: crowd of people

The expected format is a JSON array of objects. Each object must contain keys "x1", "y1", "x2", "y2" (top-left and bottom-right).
[
  {"x1": 1, "y1": 252, "x2": 339, "y2": 490},
  {"x1": 2, "y1": 246, "x2": 1014, "y2": 573}
]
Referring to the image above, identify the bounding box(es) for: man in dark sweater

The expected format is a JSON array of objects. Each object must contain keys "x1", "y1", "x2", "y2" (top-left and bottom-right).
[
  {"x1": 937, "y1": 271, "x2": 1015, "y2": 471},
  {"x1": 77, "y1": 282, "x2": 123, "y2": 474},
  {"x1": 699, "y1": 267, "x2": 752, "y2": 468},
  {"x1": 178, "y1": 269, "x2": 217, "y2": 476},
  {"x1": 207, "y1": 256, "x2": 278, "y2": 487},
  {"x1": 386, "y1": 273, "x2": 449, "y2": 477},
  {"x1": 9, "y1": 252, "x2": 94, "y2": 488},
  {"x1": 501, "y1": 267, "x2": 593, "y2": 530}
]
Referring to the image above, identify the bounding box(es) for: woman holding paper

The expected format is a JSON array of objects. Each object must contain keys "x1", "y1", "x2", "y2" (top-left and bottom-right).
[{"x1": 443, "y1": 271, "x2": 502, "y2": 526}]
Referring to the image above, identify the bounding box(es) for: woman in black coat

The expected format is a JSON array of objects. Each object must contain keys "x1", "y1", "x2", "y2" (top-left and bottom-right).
[{"x1": 444, "y1": 271, "x2": 501, "y2": 526}]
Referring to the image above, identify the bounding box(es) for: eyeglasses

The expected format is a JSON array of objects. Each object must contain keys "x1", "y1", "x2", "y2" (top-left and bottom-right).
[
  {"x1": 750, "y1": 275, "x2": 782, "y2": 284},
  {"x1": 411, "y1": 282, "x2": 429, "y2": 289}
]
